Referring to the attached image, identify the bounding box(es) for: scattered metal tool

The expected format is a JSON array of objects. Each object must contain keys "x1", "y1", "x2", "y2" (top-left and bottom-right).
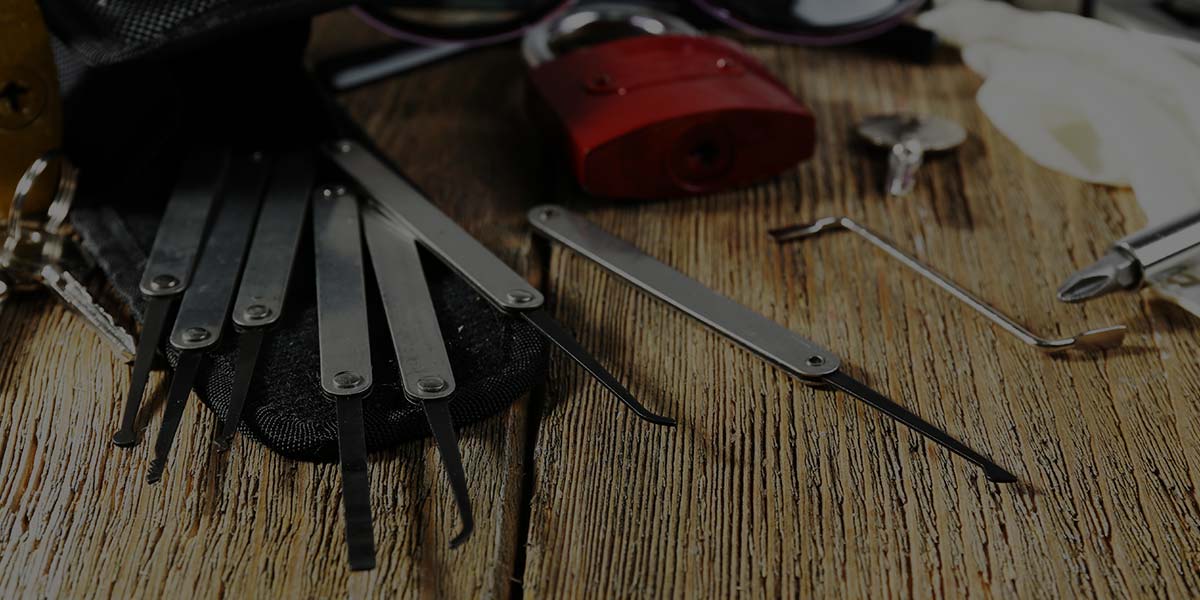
[
  {"x1": 362, "y1": 208, "x2": 473, "y2": 547},
  {"x1": 312, "y1": 185, "x2": 377, "y2": 571},
  {"x1": 530, "y1": 205, "x2": 1016, "y2": 483},
  {"x1": 213, "y1": 151, "x2": 314, "y2": 451},
  {"x1": 772, "y1": 217, "x2": 1127, "y2": 353},
  {"x1": 113, "y1": 149, "x2": 227, "y2": 447},
  {"x1": 1, "y1": 151, "x2": 136, "y2": 358},
  {"x1": 323, "y1": 139, "x2": 676, "y2": 427},
  {"x1": 1058, "y1": 208, "x2": 1200, "y2": 317},
  {"x1": 146, "y1": 152, "x2": 269, "y2": 483},
  {"x1": 857, "y1": 114, "x2": 966, "y2": 196}
]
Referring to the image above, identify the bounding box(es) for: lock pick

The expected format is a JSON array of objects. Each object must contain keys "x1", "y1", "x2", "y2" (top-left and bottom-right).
[
  {"x1": 312, "y1": 186, "x2": 377, "y2": 571},
  {"x1": 114, "y1": 149, "x2": 228, "y2": 447},
  {"x1": 362, "y1": 208, "x2": 474, "y2": 548},
  {"x1": 146, "y1": 152, "x2": 270, "y2": 483},
  {"x1": 527, "y1": 204, "x2": 1017, "y2": 483},
  {"x1": 323, "y1": 139, "x2": 675, "y2": 428},
  {"x1": 213, "y1": 150, "x2": 314, "y2": 451}
]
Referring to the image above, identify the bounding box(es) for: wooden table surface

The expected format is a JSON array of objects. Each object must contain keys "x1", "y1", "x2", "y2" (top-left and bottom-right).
[{"x1": 3, "y1": 11, "x2": 1199, "y2": 599}]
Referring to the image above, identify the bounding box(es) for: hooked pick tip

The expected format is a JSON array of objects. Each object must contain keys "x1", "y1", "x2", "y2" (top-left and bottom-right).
[
  {"x1": 641, "y1": 413, "x2": 677, "y2": 427},
  {"x1": 985, "y1": 465, "x2": 1018, "y2": 484},
  {"x1": 769, "y1": 217, "x2": 844, "y2": 243},
  {"x1": 449, "y1": 524, "x2": 474, "y2": 549}
]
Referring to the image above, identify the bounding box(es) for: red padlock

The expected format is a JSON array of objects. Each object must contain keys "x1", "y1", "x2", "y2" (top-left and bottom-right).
[{"x1": 523, "y1": 8, "x2": 816, "y2": 199}]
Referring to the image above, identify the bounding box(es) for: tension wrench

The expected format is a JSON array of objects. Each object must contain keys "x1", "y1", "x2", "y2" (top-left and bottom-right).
[{"x1": 772, "y1": 217, "x2": 1128, "y2": 353}]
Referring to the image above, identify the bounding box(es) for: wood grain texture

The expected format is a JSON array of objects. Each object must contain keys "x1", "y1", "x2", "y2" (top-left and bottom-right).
[
  {"x1": 520, "y1": 45, "x2": 1200, "y2": 598},
  {"x1": 2, "y1": 10, "x2": 1199, "y2": 599}
]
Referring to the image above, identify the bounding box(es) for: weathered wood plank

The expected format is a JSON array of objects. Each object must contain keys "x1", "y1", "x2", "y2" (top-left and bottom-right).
[{"x1": 521, "y1": 43, "x2": 1200, "y2": 598}]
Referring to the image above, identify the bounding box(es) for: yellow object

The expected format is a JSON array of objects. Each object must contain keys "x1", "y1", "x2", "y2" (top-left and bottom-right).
[{"x1": 0, "y1": 0, "x2": 63, "y2": 218}]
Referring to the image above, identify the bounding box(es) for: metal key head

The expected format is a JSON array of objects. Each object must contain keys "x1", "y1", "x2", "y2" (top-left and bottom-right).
[{"x1": 857, "y1": 114, "x2": 966, "y2": 196}]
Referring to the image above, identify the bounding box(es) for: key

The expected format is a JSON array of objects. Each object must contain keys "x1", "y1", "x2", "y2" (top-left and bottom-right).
[
  {"x1": 857, "y1": 114, "x2": 966, "y2": 196},
  {"x1": 2, "y1": 152, "x2": 136, "y2": 358}
]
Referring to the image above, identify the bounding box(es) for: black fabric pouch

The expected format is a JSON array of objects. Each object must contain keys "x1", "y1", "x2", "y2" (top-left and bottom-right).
[{"x1": 52, "y1": 11, "x2": 547, "y2": 461}]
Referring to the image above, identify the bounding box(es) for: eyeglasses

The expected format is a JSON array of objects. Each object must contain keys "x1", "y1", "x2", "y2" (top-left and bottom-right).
[
  {"x1": 326, "y1": 1, "x2": 926, "y2": 89},
  {"x1": 354, "y1": 0, "x2": 923, "y2": 46}
]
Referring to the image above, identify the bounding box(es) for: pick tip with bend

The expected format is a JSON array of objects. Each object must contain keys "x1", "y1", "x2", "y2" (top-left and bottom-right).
[
  {"x1": 984, "y1": 465, "x2": 1018, "y2": 484},
  {"x1": 449, "y1": 524, "x2": 474, "y2": 549},
  {"x1": 146, "y1": 459, "x2": 166, "y2": 484},
  {"x1": 641, "y1": 413, "x2": 678, "y2": 427}
]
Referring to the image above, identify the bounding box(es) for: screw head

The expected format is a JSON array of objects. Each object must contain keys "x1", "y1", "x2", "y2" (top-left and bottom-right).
[
  {"x1": 806, "y1": 355, "x2": 825, "y2": 367},
  {"x1": 150, "y1": 274, "x2": 179, "y2": 291},
  {"x1": 334, "y1": 141, "x2": 353, "y2": 154},
  {"x1": 182, "y1": 327, "x2": 210, "y2": 343},
  {"x1": 0, "y1": 68, "x2": 47, "y2": 130},
  {"x1": 507, "y1": 289, "x2": 535, "y2": 305},
  {"x1": 537, "y1": 208, "x2": 555, "y2": 222},
  {"x1": 417, "y1": 376, "x2": 447, "y2": 393},
  {"x1": 333, "y1": 371, "x2": 364, "y2": 389},
  {"x1": 243, "y1": 304, "x2": 272, "y2": 321}
]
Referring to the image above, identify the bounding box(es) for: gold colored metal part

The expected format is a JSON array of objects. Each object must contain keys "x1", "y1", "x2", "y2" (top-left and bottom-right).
[{"x1": 0, "y1": 0, "x2": 64, "y2": 217}]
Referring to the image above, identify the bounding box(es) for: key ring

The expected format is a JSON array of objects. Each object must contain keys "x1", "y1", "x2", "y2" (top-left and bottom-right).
[{"x1": 4, "y1": 150, "x2": 77, "y2": 267}]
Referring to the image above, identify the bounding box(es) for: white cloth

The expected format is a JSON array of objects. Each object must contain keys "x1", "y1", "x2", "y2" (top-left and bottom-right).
[{"x1": 918, "y1": 0, "x2": 1200, "y2": 223}]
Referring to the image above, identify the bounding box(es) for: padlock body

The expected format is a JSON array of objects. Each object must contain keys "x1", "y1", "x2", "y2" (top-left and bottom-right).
[{"x1": 528, "y1": 34, "x2": 815, "y2": 198}]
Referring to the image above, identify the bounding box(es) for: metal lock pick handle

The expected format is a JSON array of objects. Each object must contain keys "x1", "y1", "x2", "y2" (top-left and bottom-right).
[
  {"x1": 323, "y1": 139, "x2": 675, "y2": 427},
  {"x1": 114, "y1": 149, "x2": 228, "y2": 447},
  {"x1": 313, "y1": 186, "x2": 377, "y2": 571},
  {"x1": 146, "y1": 151, "x2": 270, "y2": 483},
  {"x1": 529, "y1": 205, "x2": 1016, "y2": 484}
]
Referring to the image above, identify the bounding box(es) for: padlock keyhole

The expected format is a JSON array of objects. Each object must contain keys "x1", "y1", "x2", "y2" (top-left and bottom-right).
[{"x1": 688, "y1": 141, "x2": 721, "y2": 170}]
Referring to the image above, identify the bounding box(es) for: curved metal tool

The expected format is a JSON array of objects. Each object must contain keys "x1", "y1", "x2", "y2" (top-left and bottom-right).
[
  {"x1": 362, "y1": 209, "x2": 473, "y2": 548},
  {"x1": 770, "y1": 217, "x2": 1127, "y2": 353},
  {"x1": 530, "y1": 205, "x2": 1015, "y2": 483},
  {"x1": 324, "y1": 139, "x2": 674, "y2": 426}
]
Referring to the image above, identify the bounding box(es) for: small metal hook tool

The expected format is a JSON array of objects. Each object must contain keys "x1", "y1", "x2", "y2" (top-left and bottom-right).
[
  {"x1": 770, "y1": 217, "x2": 1127, "y2": 353},
  {"x1": 530, "y1": 205, "x2": 1016, "y2": 483}
]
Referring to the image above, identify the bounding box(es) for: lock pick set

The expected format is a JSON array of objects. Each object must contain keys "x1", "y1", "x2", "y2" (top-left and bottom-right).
[
  {"x1": 102, "y1": 135, "x2": 1041, "y2": 571},
  {"x1": 11, "y1": 0, "x2": 1200, "y2": 588}
]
